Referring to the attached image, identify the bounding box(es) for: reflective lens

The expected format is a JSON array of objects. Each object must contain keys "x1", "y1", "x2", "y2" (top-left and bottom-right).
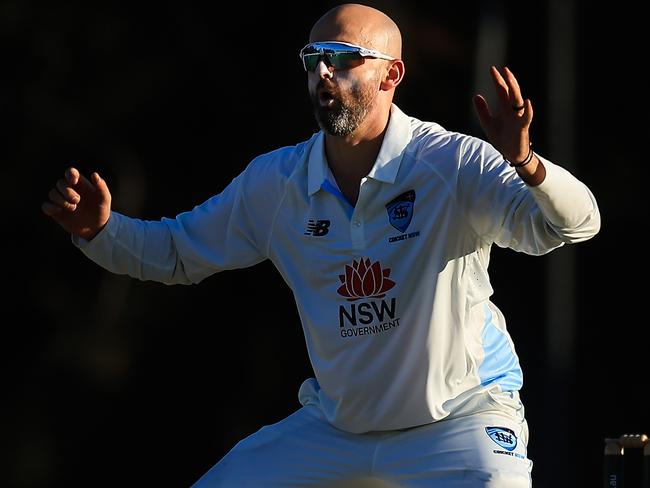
[
  {"x1": 299, "y1": 41, "x2": 395, "y2": 72},
  {"x1": 301, "y1": 49, "x2": 364, "y2": 71}
]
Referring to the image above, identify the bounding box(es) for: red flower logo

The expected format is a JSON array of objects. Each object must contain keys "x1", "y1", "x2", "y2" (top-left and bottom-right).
[{"x1": 337, "y1": 258, "x2": 396, "y2": 301}]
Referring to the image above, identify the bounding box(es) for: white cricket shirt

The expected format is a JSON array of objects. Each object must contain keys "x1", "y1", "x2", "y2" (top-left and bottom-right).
[{"x1": 76, "y1": 105, "x2": 600, "y2": 433}]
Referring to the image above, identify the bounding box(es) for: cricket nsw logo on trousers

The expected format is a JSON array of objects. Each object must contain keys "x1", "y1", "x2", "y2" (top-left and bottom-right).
[
  {"x1": 485, "y1": 426, "x2": 525, "y2": 459},
  {"x1": 486, "y1": 427, "x2": 517, "y2": 451},
  {"x1": 336, "y1": 258, "x2": 401, "y2": 339}
]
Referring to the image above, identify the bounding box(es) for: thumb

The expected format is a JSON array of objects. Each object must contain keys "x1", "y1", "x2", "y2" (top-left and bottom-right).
[
  {"x1": 522, "y1": 98, "x2": 534, "y2": 128},
  {"x1": 473, "y1": 94, "x2": 492, "y2": 127},
  {"x1": 91, "y1": 172, "x2": 111, "y2": 200}
]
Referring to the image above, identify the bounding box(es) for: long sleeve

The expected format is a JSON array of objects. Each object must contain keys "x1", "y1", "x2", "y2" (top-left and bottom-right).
[
  {"x1": 457, "y1": 137, "x2": 600, "y2": 254},
  {"x1": 73, "y1": 163, "x2": 277, "y2": 285},
  {"x1": 524, "y1": 156, "x2": 600, "y2": 244}
]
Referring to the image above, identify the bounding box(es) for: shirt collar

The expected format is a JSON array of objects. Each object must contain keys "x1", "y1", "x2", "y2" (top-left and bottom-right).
[{"x1": 307, "y1": 104, "x2": 412, "y2": 196}]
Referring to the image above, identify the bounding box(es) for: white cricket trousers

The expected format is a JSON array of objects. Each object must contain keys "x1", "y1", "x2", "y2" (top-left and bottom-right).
[{"x1": 191, "y1": 391, "x2": 532, "y2": 487}]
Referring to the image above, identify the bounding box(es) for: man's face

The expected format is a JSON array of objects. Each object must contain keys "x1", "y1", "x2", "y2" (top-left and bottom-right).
[{"x1": 308, "y1": 61, "x2": 381, "y2": 137}]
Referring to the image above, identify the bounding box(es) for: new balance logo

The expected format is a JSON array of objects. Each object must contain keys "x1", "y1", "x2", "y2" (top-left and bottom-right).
[{"x1": 304, "y1": 219, "x2": 331, "y2": 236}]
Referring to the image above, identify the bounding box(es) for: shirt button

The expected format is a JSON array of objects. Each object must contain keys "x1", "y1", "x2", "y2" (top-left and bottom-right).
[{"x1": 353, "y1": 220, "x2": 361, "y2": 227}]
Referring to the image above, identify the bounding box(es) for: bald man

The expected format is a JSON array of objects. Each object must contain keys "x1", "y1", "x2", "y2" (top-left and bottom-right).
[{"x1": 43, "y1": 3, "x2": 600, "y2": 487}]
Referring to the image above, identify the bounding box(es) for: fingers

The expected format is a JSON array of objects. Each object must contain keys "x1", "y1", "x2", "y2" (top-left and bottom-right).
[
  {"x1": 42, "y1": 166, "x2": 97, "y2": 217},
  {"x1": 41, "y1": 201, "x2": 63, "y2": 216},
  {"x1": 45, "y1": 174, "x2": 80, "y2": 214},
  {"x1": 46, "y1": 186, "x2": 77, "y2": 211},
  {"x1": 65, "y1": 167, "x2": 80, "y2": 186},
  {"x1": 56, "y1": 178, "x2": 81, "y2": 205},
  {"x1": 48, "y1": 187, "x2": 74, "y2": 208},
  {"x1": 503, "y1": 67, "x2": 524, "y2": 109},
  {"x1": 65, "y1": 166, "x2": 98, "y2": 195},
  {"x1": 490, "y1": 66, "x2": 529, "y2": 116},
  {"x1": 490, "y1": 66, "x2": 510, "y2": 106}
]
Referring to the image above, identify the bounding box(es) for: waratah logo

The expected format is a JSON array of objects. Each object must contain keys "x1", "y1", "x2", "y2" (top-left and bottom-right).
[{"x1": 337, "y1": 258, "x2": 396, "y2": 301}]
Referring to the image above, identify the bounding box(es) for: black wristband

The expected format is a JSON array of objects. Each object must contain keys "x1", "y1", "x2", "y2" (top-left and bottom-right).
[{"x1": 508, "y1": 145, "x2": 534, "y2": 168}]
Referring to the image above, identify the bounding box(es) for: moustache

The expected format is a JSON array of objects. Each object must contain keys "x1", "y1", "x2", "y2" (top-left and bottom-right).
[{"x1": 316, "y1": 79, "x2": 339, "y2": 97}]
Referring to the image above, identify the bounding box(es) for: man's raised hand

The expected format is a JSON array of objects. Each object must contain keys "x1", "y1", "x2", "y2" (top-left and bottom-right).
[
  {"x1": 42, "y1": 167, "x2": 112, "y2": 241},
  {"x1": 473, "y1": 66, "x2": 533, "y2": 164}
]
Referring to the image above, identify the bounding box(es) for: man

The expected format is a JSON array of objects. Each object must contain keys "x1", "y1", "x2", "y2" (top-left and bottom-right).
[{"x1": 42, "y1": 3, "x2": 600, "y2": 487}]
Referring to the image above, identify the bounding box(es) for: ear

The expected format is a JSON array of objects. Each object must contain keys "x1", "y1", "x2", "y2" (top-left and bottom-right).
[{"x1": 380, "y1": 59, "x2": 405, "y2": 91}]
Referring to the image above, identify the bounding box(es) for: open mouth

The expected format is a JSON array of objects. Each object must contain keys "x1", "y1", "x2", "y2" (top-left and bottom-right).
[{"x1": 318, "y1": 88, "x2": 337, "y2": 107}]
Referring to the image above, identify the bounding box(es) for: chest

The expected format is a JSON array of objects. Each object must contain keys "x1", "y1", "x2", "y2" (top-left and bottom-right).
[{"x1": 268, "y1": 172, "x2": 468, "y2": 289}]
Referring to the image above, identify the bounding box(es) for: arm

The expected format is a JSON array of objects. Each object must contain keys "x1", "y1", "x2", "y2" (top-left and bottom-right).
[
  {"x1": 461, "y1": 67, "x2": 600, "y2": 253},
  {"x1": 458, "y1": 143, "x2": 600, "y2": 254},
  {"x1": 43, "y1": 166, "x2": 267, "y2": 284}
]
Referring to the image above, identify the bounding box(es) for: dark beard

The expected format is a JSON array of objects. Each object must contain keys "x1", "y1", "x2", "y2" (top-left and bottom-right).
[{"x1": 310, "y1": 79, "x2": 377, "y2": 137}]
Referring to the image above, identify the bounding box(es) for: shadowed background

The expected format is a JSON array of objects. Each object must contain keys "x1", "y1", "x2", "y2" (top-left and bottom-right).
[{"x1": 2, "y1": 0, "x2": 647, "y2": 486}]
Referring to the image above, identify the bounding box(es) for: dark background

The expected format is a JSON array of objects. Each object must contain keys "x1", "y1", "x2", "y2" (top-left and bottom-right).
[{"x1": 3, "y1": 1, "x2": 647, "y2": 487}]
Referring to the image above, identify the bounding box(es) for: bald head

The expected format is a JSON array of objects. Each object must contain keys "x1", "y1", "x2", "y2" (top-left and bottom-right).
[{"x1": 309, "y1": 4, "x2": 402, "y2": 59}]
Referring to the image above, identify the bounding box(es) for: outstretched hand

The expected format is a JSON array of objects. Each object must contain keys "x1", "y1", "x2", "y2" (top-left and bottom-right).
[
  {"x1": 42, "y1": 167, "x2": 112, "y2": 241},
  {"x1": 473, "y1": 66, "x2": 533, "y2": 164}
]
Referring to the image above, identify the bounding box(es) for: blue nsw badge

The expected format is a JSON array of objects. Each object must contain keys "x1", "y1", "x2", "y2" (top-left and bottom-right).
[
  {"x1": 385, "y1": 190, "x2": 416, "y2": 233},
  {"x1": 485, "y1": 427, "x2": 518, "y2": 451}
]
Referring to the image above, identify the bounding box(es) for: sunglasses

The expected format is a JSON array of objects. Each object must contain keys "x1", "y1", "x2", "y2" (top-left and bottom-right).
[{"x1": 299, "y1": 41, "x2": 395, "y2": 72}]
